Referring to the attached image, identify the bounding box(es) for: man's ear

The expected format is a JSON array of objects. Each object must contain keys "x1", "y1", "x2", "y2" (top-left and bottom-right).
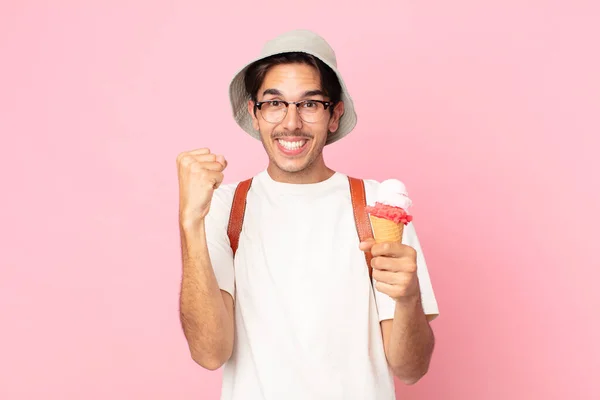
[
  {"x1": 328, "y1": 101, "x2": 345, "y2": 133},
  {"x1": 248, "y1": 100, "x2": 260, "y2": 131}
]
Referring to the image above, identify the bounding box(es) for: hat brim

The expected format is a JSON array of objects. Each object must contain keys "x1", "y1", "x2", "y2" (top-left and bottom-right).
[{"x1": 228, "y1": 50, "x2": 357, "y2": 146}]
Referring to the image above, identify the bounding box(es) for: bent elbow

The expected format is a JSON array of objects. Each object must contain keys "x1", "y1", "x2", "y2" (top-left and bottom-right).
[
  {"x1": 393, "y1": 365, "x2": 429, "y2": 385},
  {"x1": 398, "y1": 374, "x2": 422, "y2": 386},
  {"x1": 197, "y1": 357, "x2": 225, "y2": 371},
  {"x1": 190, "y1": 348, "x2": 231, "y2": 371}
]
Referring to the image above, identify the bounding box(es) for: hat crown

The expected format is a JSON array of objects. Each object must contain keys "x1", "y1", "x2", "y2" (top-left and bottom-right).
[{"x1": 260, "y1": 29, "x2": 338, "y2": 68}]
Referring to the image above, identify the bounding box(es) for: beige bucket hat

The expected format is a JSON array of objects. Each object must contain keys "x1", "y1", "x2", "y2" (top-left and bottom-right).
[{"x1": 228, "y1": 29, "x2": 358, "y2": 145}]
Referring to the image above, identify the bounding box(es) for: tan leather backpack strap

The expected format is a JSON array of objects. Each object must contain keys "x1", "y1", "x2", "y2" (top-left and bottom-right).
[
  {"x1": 227, "y1": 178, "x2": 253, "y2": 256},
  {"x1": 348, "y1": 177, "x2": 374, "y2": 280}
]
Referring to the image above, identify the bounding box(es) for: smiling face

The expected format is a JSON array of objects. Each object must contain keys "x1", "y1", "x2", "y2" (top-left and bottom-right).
[{"x1": 247, "y1": 62, "x2": 344, "y2": 181}]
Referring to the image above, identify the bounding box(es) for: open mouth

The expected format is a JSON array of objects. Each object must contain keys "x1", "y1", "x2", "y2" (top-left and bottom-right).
[{"x1": 275, "y1": 138, "x2": 309, "y2": 156}]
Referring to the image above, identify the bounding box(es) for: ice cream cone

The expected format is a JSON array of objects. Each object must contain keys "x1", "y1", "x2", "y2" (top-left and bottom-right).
[{"x1": 370, "y1": 215, "x2": 404, "y2": 243}]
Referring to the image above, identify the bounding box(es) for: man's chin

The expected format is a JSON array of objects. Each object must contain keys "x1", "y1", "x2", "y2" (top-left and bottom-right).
[{"x1": 273, "y1": 159, "x2": 309, "y2": 174}]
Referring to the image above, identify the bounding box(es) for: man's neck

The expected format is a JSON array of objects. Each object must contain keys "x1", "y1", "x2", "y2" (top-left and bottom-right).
[{"x1": 267, "y1": 160, "x2": 335, "y2": 184}]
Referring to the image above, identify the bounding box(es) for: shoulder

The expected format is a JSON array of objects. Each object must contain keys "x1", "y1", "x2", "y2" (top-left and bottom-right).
[
  {"x1": 361, "y1": 178, "x2": 381, "y2": 195},
  {"x1": 349, "y1": 176, "x2": 382, "y2": 205},
  {"x1": 208, "y1": 175, "x2": 258, "y2": 215},
  {"x1": 205, "y1": 180, "x2": 244, "y2": 223},
  {"x1": 212, "y1": 182, "x2": 239, "y2": 208},
  {"x1": 335, "y1": 173, "x2": 383, "y2": 204}
]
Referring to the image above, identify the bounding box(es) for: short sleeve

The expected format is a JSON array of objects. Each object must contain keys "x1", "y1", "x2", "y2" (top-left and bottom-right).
[
  {"x1": 373, "y1": 222, "x2": 440, "y2": 321},
  {"x1": 203, "y1": 183, "x2": 238, "y2": 299},
  {"x1": 363, "y1": 179, "x2": 440, "y2": 322}
]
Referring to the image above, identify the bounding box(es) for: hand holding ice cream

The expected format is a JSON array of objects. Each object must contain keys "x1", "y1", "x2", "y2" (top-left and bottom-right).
[{"x1": 360, "y1": 178, "x2": 421, "y2": 301}]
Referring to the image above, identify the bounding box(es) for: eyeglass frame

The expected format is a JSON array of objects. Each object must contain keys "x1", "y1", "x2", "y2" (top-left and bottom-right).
[{"x1": 254, "y1": 99, "x2": 335, "y2": 123}]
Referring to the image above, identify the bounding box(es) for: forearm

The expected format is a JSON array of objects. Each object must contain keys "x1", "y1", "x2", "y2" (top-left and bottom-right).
[
  {"x1": 179, "y1": 218, "x2": 234, "y2": 369},
  {"x1": 384, "y1": 294, "x2": 435, "y2": 384}
]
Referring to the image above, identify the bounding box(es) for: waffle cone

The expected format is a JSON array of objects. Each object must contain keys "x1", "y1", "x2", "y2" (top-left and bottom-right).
[{"x1": 370, "y1": 215, "x2": 404, "y2": 243}]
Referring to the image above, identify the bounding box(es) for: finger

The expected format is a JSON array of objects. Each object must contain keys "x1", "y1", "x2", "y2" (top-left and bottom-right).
[
  {"x1": 374, "y1": 281, "x2": 396, "y2": 297},
  {"x1": 199, "y1": 170, "x2": 224, "y2": 188},
  {"x1": 215, "y1": 155, "x2": 228, "y2": 169},
  {"x1": 359, "y1": 238, "x2": 376, "y2": 251},
  {"x1": 213, "y1": 171, "x2": 225, "y2": 189},
  {"x1": 193, "y1": 154, "x2": 218, "y2": 163},
  {"x1": 371, "y1": 242, "x2": 416, "y2": 258},
  {"x1": 177, "y1": 153, "x2": 216, "y2": 168},
  {"x1": 371, "y1": 255, "x2": 402, "y2": 272},
  {"x1": 375, "y1": 278, "x2": 420, "y2": 299},
  {"x1": 374, "y1": 281, "x2": 410, "y2": 299},
  {"x1": 372, "y1": 255, "x2": 417, "y2": 273},
  {"x1": 370, "y1": 241, "x2": 402, "y2": 257},
  {"x1": 198, "y1": 161, "x2": 226, "y2": 172},
  {"x1": 189, "y1": 148, "x2": 211, "y2": 155},
  {"x1": 372, "y1": 269, "x2": 404, "y2": 285}
]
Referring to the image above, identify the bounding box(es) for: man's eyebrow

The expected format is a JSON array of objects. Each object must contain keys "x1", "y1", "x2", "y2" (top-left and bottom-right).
[
  {"x1": 303, "y1": 90, "x2": 325, "y2": 98},
  {"x1": 262, "y1": 88, "x2": 282, "y2": 97},
  {"x1": 261, "y1": 89, "x2": 326, "y2": 98}
]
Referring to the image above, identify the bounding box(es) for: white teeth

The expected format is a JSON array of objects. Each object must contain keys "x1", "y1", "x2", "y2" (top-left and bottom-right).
[{"x1": 278, "y1": 140, "x2": 306, "y2": 151}]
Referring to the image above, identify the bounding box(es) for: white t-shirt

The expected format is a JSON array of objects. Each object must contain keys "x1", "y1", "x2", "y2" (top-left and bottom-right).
[{"x1": 205, "y1": 170, "x2": 439, "y2": 400}]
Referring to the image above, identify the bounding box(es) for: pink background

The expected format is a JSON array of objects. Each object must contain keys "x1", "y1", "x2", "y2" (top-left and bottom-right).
[{"x1": 1, "y1": 1, "x2": 598, "y2": 399}]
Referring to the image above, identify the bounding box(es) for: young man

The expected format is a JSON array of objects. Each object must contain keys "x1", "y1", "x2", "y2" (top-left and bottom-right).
[{"x1": 177, "y1": 29, "x2": 439, "y2": 400}]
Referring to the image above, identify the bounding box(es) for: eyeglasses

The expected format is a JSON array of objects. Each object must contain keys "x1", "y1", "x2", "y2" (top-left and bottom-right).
[{"x1": 255, "y1": 99, "x2": 333, "y2": 124}]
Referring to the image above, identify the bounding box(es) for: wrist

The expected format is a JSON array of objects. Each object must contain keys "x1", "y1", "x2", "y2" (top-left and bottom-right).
[
  {"x1": 179, "y1": 213, "x2": 205, "y2": 231},
  {"x1": 394, "y1": 292, "x2": 422, "y2": 309},
  {"x1": 394, "y1": 275, "x2": 421, "y2": 304}
]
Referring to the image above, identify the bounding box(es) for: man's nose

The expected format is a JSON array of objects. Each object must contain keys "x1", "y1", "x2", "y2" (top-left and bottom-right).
[{"x1": 281, "y1": 104, "x2": 303, "y2": 131}]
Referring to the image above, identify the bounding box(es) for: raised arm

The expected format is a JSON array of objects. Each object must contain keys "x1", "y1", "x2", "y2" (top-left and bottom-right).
[{"x1": 177, "y1": 148, "x2": 234, "y2": 370}]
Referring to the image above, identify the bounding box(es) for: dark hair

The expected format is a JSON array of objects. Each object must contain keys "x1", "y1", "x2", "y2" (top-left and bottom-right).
[{"x1": 244, "y1": 52, "x2": 342, "y2": 108}]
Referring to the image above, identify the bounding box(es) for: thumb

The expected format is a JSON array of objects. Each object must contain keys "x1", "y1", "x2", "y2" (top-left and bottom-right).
[{"x1": 359, "y1": 238, "x2": 376, "y2": 252}]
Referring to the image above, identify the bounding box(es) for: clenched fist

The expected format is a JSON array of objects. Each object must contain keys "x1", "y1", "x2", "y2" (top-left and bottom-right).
[{"x1": 176, "y1": 148, "x2": 227, "y2": 224}]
